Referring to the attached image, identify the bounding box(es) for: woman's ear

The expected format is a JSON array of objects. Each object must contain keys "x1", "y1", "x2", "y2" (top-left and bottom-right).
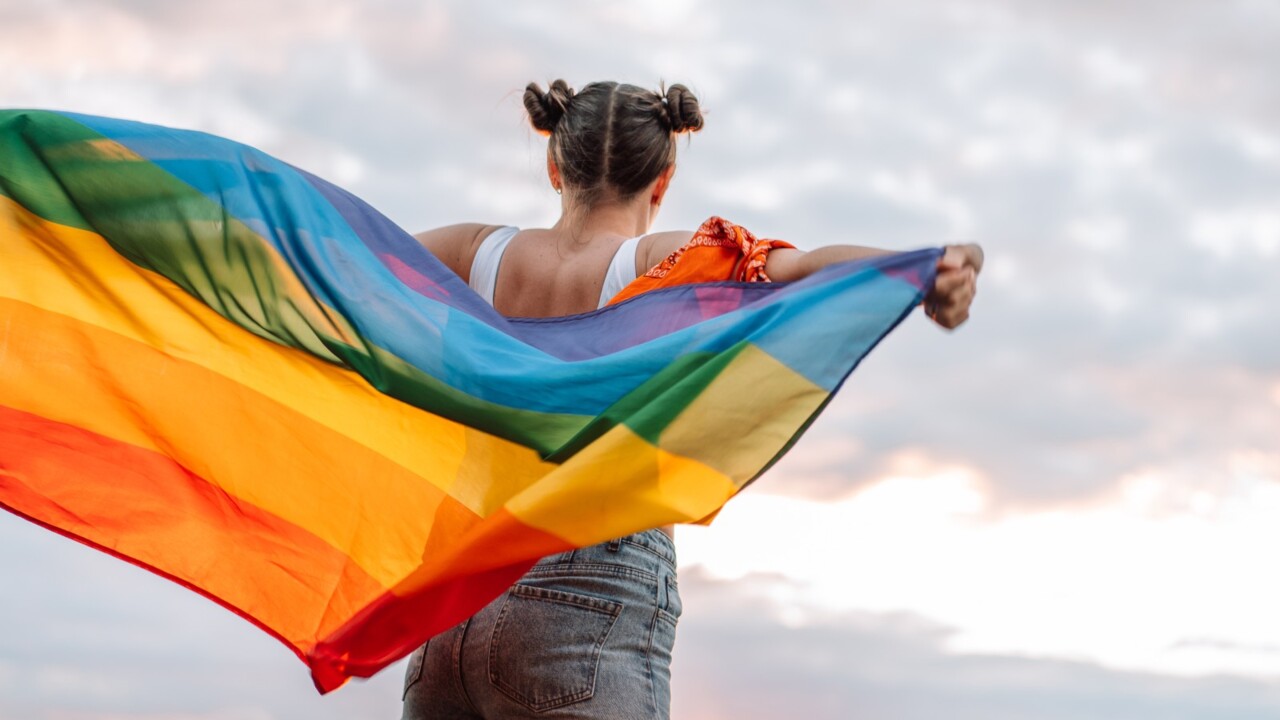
[
  {"x1": 651, "y1": 165, "x2": 676, "y2": 206},
  {"x1": 547, "y1": 155, "x2": 563, "y2": 193}
]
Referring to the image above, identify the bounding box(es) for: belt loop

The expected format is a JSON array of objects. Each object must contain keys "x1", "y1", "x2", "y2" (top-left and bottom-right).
[{"x1": 607, "y1": 538, "x2": 622, "y2": 552}]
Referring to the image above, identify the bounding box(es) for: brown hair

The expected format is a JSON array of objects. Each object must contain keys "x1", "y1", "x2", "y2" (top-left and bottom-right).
[{"x1": 523, "y1": 80, "x2": 703, "y2": 207}]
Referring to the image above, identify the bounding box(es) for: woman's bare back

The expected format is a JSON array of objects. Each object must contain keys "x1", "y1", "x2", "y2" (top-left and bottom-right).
[{"x1": 488, "y1": 228, "x2": 636, "y2": 317}]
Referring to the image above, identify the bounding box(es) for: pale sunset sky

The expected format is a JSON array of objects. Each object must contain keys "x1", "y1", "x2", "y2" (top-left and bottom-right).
[{"x1": 2, "y1": 1, "x2": 1279, "y2": 718}]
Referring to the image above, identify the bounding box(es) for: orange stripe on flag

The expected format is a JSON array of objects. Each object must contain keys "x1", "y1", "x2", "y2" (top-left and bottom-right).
[
  {"x1": 0, "y1": 298, "x2": 481, "y2": 606},
  {"x1": 0, "y1": 194, "x2": 555, "y2": 522},
  {"x1": 0, "y1": 404, "x2": 385, "y2": 656}
]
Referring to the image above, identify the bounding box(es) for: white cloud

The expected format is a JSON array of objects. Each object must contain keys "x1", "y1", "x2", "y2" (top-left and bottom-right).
[
  {"x1": 681, "y1": 459, "x2": 1280, "y2": 679},
  {"x1": 1190, "y1": 209, "x2": 1280, "y2": 259},
  {"x1": 1081, "y1": 46, "x2": 1150, "y2": 89},
  {"x1": 869, "y1": 168, "x2": 975, "y2": 237},
  {"x1": 1065, "y1": 214, "x2": 1128, "y2": 253}
]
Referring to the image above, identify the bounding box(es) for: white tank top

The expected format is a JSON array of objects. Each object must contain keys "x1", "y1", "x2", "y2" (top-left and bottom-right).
[{"x1": 468, "y1": 227, "x2": 643, "y2": 309}]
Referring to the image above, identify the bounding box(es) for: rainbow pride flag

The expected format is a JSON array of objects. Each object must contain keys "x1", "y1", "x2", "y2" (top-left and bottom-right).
[{"x1": 0, "y1": 110, "x2": 938, "y2": 691}]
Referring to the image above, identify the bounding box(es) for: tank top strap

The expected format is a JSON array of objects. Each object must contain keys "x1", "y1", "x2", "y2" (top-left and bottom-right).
[
  {"x1": 597, "y1": 234, "x2": 644, "y2": 308},
  {"x1": 468, "y1": 226, "x2": 519, "y2": 306}
]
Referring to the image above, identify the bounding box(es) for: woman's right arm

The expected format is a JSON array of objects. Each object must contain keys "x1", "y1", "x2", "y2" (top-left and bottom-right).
[
  {"x1": 413, "y1": 223, "x2": 506, "y2": 283},
  {"x1": 766, "y1": 243, "x2": 984, "y2": 329},
  {"x1": 638, "y1": 232, "x2": 907, "y2": 282},
  {"x1": 641, "y1": 232, "x2": 983, "y2": 330}
]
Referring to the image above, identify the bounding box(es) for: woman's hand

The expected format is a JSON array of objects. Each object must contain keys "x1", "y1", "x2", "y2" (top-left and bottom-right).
[{"x1": 924, "y1": 244, "x2": 983, "y2": 329}]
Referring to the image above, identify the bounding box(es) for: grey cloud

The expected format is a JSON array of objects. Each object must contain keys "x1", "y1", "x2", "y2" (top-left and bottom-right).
[
  {"x1": 673, "y1": 570, "x2": 1280, "y2": 720},
  {"x1": 0, "y1": 517, "x2": 404, "y2": 720},
  {"x1": 4, "y1": 0, "x2": 1276, "y2": 506},
  {"x1": 1158, "y1": 132, "x2": 1280, "y2": 205}
]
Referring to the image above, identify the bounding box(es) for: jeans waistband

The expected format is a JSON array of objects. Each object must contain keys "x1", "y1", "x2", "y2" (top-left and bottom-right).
[
  {"x1": 535, "y1": 528, "x2": 677, "y2": 574},
  {"x1": 618, "y1": 528, "x2": 677, "y2": 567}
]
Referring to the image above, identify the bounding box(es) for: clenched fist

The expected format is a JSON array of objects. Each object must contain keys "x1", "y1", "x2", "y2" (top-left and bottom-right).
[{"x1": 924, "y1": 244, "x2": 983, "y2": 329}]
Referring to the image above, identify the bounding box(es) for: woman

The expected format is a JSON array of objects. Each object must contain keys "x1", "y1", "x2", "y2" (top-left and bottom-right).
[{"x1": 401, "y1": 79, "x2": 982, "y2": 720}]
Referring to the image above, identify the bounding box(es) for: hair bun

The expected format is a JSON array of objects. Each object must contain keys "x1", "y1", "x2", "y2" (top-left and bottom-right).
[
  {"x1": 664, "y1": 84, "x2": 704, "y2": 134},
  {"x1": 524, "y1": 79, "x2": 575, "y2": 134}
]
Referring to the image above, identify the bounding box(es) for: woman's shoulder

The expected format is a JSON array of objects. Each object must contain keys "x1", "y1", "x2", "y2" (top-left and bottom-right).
[
  {"x1": 636, "y1": 230, "x2": 696, "y2": 275},
  {"x1": 413, "y1": 223, "x2": 508, "y2": 283}
]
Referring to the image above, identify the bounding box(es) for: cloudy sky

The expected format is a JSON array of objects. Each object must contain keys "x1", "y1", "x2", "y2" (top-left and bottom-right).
[{"x1": 2, "y1": 0, "x2": 1279, "y2": 718}]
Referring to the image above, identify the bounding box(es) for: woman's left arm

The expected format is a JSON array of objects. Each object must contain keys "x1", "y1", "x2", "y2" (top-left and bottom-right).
[{"x1": 413, "y1": 223, "x2": 506, "y2": 283}]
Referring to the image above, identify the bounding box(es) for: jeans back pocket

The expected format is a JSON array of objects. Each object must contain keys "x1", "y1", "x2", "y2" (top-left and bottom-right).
[
  {"x1": 402, "y1": 641, "x2": 427, "y2": 701},
  {"x1": 487, "y1": 583, "x2": 622, "y2": 712}
]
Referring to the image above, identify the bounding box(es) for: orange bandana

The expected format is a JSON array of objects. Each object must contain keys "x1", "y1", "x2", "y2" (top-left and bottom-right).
[{"x1": 607, "y1": 216, "x2": 795, "y2": 305}]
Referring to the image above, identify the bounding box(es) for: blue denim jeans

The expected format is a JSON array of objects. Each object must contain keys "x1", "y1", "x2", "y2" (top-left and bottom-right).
[{"x1": 401, "y1": 529, "x2": 681, "y2": 719}]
